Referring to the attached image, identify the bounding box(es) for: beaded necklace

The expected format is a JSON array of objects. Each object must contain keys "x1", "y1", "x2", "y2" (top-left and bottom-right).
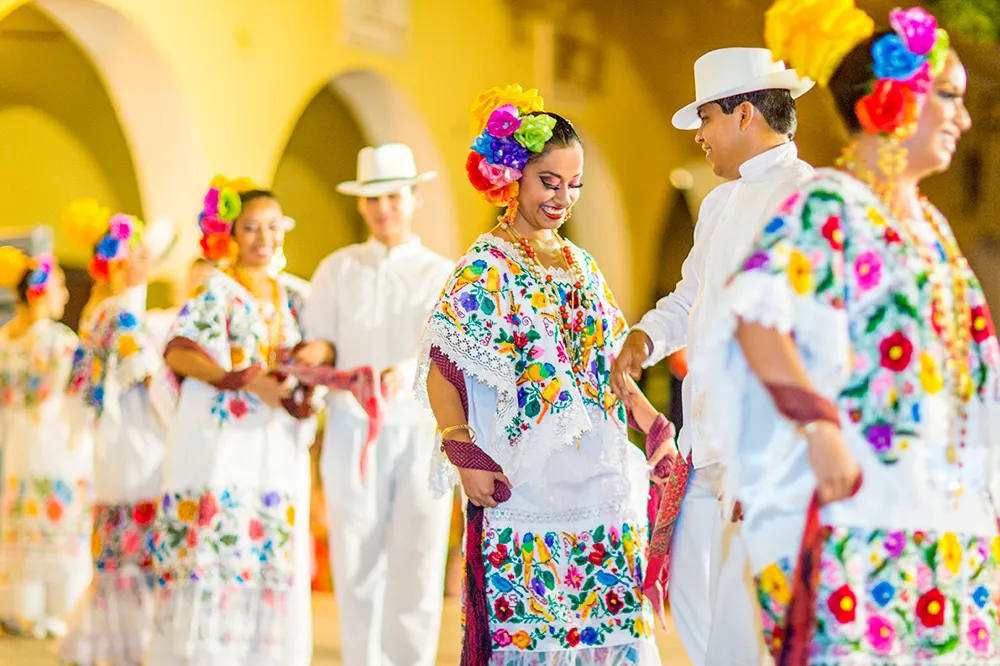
[
  {"x1": 498, "y1": 221, "x2": 590, "y2": 375},
  {"x1": 836, "y1": 144, "x2": 973, "y2": 502},
  {"x1": 227, "y1": 263, "x2": 284, "y2": 368}
]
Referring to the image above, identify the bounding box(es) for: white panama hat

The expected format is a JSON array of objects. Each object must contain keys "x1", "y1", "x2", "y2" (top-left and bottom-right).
[
  {"x1": 336, "y1": 143, "x2": 436, "y2": 197},
  {"x1": 672, "y1": 47, "x2": 814, "y2": 131}
]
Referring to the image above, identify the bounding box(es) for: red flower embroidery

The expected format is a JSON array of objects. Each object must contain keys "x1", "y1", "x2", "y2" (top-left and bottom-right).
[
  {"x1": 45, "y1": 497, "x2": 63, "y2": 522},
  {"x1": 971, "y1": 305, "x2": 993, "y2": 344},
  {"x1": 198, "y1": 494, "x2": 219, "y2": 528},
  {"x1": 605, "y1": 590, "x2": 624, "y2": 615},
  {"x1": 186, "y1": 526, "x2": 199, "y2": 548},
  {"x1": 827, "y1": 584, "x2": 857, "y2": 624},
  {"x1": 884, "y1": 227, "x2": 902, "y2": 245},
  {"x1": 822, "y1": 215, "x2": 844, "y2": 250},
  {"x1": 769, "y1": 626, "x2": 785, "y2": 655},
  {"x1": 248, "y1": 519, "x2": 264, "y2": 541},
  {"x1": 494, "y1": 596, "x2": 514, "y2": 622},
  {"x1": 229, "y1": 398, "x2": 249, "y2": 418},
  {"x1": 133, "y1": 502, "x2": 156, "y2": 527},
  {"x1": 879, "y1": 331, "x2": 913, "y2": 372},
  {"x1": 916, "y1": 588, "x2": 945, "y2": 627},
  {"x1": 566, "y1": 627, "x2": 581, "y2": 647},
  {"x1": 855, "y1": 80, "x2": 920, "y2": 135},
  {"x1": 488, "y1": 543, "x2": 509, "y2": 569},
  {"x1": 588, "y1": 543, "x2": 606, "y2": 566}
]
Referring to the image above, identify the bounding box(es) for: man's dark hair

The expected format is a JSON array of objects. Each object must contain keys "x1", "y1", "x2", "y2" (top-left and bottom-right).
[{"x1": 715, "y1": 89, "x2": 798, "y2": 138}]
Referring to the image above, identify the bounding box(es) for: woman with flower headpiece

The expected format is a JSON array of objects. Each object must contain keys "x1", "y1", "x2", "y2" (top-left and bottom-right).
[
  {"x1": 56, "y1": 199, "x2": 170, "y2": 666},
  {"x1": 0, "y1": 246, "x2": 90, "y2": 640},
  {"x1": 695, "y1": 2, "x2": 1000, "y2": 662},
  {"x1": 151, "y1": 179, "x2": 314, "y2": 666},
  {"x1": 419, "y1": 85, "x2": 665, "y2": 665}
]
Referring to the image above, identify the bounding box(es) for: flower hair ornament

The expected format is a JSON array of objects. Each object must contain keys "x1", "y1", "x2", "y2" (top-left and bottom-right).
[
  {"x1": 467, "y1": 84, "x2": 556, "y2": 224},
  {"x1": 63, "y1": 198, "x2": 145, "y2": 284},
  {"x1": 0, "y1": 246, "x2": 56, "y2": 303},
  {"x1": 198, "y1": 175, "x2": 256, "y2": 265}
]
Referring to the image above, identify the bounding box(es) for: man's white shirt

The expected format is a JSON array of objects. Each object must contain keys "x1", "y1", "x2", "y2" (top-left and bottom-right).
[{"x1": 634, "y1": 142, "x2": 814, "y2": 468}]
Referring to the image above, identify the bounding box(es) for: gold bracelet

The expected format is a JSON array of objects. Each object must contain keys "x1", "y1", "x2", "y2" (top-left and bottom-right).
[{"x1": 439, "y1": 424, "x2": 476, "y2": 443}]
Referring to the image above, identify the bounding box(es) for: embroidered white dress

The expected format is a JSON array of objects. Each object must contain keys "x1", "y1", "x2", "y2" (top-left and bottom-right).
[
  {"x1": 419, "y1": 234, "x2": 660, "y2": 666},
  {"x1": 695, "y1": 171, "x2": 1000, "y2": 663},
  {"x1": 149, "y1": 270, "x2": 312, "y2": 666},
  {"x1": 60, "y1": 296, "x2": 169, "y2": 665},
  {"x1": 0, "y1": 319, "x2": 92, "y2": 625}
]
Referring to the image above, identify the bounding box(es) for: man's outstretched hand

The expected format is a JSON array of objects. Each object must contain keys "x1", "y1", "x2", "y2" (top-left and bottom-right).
[{"x1": 610, "y1": 330, "x2": 653, "y2": 401}]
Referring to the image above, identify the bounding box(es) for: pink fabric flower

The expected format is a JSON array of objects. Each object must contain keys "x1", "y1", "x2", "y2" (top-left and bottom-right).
[
  {"x1": 122, "y1": 528, "x2": 140, "y2": 555},
  {"x1": 203, "y1": 187, "x2": 221, "y2": 217},
  {"x1": 200, "y1": 215, "x2": 232, "y2": 236},
  {"x1": 968, "y1": 618, "x2": 991, "y2": 653},
  {"x1": 109, "y1": 214, "x2": 133, "y2": 242},
  {"x1": 866, "y1": 614, "x2": 895, "y2": 654},
  {"x1": 565, "y1": 565, "x2": 584, "y2": 590},
  {"x1": 854, "y1": 251, "x2": 883, "y2": 291},
  {"x1": 889, "y1": 7, "x2": 938, "y2": 56},
  {"x1": 904, "y1": 62, "x2": 932, "y2": 94},
  {"x1": 487, "y1": 104, "x2": 521, "y2": 138},
  {"x1": 479, "y1": 160, "x2": 521, "y2": 188}
]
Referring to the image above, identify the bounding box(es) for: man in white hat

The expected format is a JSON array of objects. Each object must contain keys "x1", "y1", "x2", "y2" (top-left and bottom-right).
[
  {"x1": 611, "y1": 48, "x2": 815, "y2": 665},
  {"x1": 296, "y1": 143, "x2": 454, "y2": 666}
]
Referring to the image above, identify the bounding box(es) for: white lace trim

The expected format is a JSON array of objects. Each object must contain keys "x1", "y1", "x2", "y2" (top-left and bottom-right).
[
  {"x1": 487, "y1": 499, "x2": 639, "y2": 526},
  {"x1": 416, "y1": 317, "x2": 592, "y2": 496}
]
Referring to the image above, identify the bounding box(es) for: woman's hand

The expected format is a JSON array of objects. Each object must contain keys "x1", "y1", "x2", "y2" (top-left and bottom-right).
[
  {"x1": 805, "y1": 421, "x2": 862, "y2": 505},
  {"x1": 647, "y1": 440, "x2": 677, "y2": 486},
  {"x1": 621, "y1": 376, "x2": 659, "y2": 432},
  {"x1": 610, "y1": 331, "x2": 653, "y2": 401},
  {"x1": 457, "y1": 467, "x2": 511, "y2": 509},
  {"x1": 246, "y1": 372, "x2": 292, "y2": 409}
]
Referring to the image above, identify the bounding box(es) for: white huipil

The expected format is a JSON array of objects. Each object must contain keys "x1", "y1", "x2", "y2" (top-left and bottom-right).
[
  {"x1": 303, "y1": 236, "x2": 454, "y2": 666},
  {"x1": 59, "y1": 294, "x2": 169, "y2": 665},
  {"x1": 633, "y1": 143, "x2": 813, "y2": 665},
  {"x1": 0, "y1": 318, "x2": 92, "y2": 629}
]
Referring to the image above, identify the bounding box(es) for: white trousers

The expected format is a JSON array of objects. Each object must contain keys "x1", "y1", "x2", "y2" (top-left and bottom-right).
[
  {"x1": 321, "y1": 412, "x2": 452, "y2": 666},
  {"x1": 705, "y1": 521, "x2": 770, "y2": 665}
]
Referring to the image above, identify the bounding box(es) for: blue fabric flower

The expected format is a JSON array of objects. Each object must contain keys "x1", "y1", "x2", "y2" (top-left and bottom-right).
[
  {"x1": 973, "y1": 585, "x2": 990, "y2": 609},
  {"x1": 470, "y1": 131, "x2": 493, "y2": 158},
  {"x1": 262, "y1": 491, "x2": 281, "y2": 507},
  {"x1": 580, "y1": 627, "x2": 598, "y2": 645},
  {"x1": 872, "y1": 34, "x2": 927, "y2": 81},
  {"x1": 530, "y1": 577, "x2": 546, "y2": 596},
  {"x1": 95, "y1": 235, "x2": 120, "y2": 261},
  {"x1": 872, "y1": 581, "x2": 895, "y2": 607},
  {"x1": 764, "y1": 217, "x2": 785, "y2": 234},
  {"x1": 118, "y1": 311, "x2": 138, "y2": 329}
]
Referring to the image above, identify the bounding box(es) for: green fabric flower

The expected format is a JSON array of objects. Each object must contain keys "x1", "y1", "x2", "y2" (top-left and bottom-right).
[
  {"x1": 926, "y1": 29, "x2": 950, "y2": 75},
  {"x1": 218, "y1": 187, "x2": 242, "y2": 222},
  {"x1": 514, "y1": 114, "x2": 557, "y2": 153}
]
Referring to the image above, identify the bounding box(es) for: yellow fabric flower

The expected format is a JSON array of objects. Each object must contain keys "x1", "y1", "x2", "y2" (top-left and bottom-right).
[
  {"x1": 939, "y1": 532, "x2": 962, "y2": 574},
  {"x1": 919, "y1": 353, "x2": 943, "y2": 394},
  {"x1": 511, "y1": 630, "x2": 531, "y2": 649},
  {"x1": 287, "y1": 506, "x2": 295, "y2": 526},
  {"x1": 63, "y1": 198, "x2": 111, "y2": 248},
  {"x1": 765, "y1": 0, "x2": 875, "y2": 87},
  {"x1": 25, "y1": 500, "x2": 39, "y2": 517},
  {"x1": 991, "y1": 536, "x2": 1000, "y2": 565},
  {"x1": 117, "y1": 334, "x2": 139, "y2": 359},
  {"x1": 231, "y1": 346, "x2": 247, "y2": 367},
  {"x1": 472, "y1": 84, "x2": 545, "y2": 132},
  {"x1": 91, "y1": 531, "x2": 102, "y2": 558},
  {"x1": 759, "y1": 563, "x2": 791, "y2": 605},
  {"x1": 0, "y1": 246, "x2": 30, "y2": 288},
  {"x1": 788, "y1": 250, "x2": 813, "y2": 295},
  {"x1": 633, "y1": 616, "x2": 648, "y2": 638},
  {"x1": 210, "y1": 174, "x2": 257, "y2": 193},
  {"x1": 177, "y1": 499, "x2": 198, "y2": 523},
  {"x1": 530, "y1": 292, "x2": 549, "y2": 309}
]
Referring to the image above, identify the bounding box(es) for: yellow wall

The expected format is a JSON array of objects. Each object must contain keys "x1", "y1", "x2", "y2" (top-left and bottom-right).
[{"x1": 1, "y1": 0, "x2": 997, "y2": 320}]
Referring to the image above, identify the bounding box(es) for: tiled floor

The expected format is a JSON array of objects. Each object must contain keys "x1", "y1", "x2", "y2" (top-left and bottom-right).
[{"x1": 0, "y1": 594, "x2": 691, "y2": 665}]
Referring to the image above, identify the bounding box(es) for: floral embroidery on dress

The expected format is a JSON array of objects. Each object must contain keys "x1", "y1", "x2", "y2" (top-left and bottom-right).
[
  {"x1": 484, "y1": 521, "x2": 653, "y2": 652},
  {"x1": 427, "y1": 237, "x2": 627, "y2": 448},
  {"x1": 154, "y1": 489, "x2": 296, "y2": 588},
  {"x1": 67, "y1": 301, "x2": 161, "y2": 416},
  {"x1": 1, "y1": 476, "x2": 92, "y2": 554},
  {"x1": 92, "y1": 502, "x2": 158, "y2": 577},
  {"x1": 737, "y1": 172, "x2": 999, "y2": 464},
  {"x1": 755, "y1": 556, "x2": 794, "y2": 657},
  {"x1": 0, "y1": 320, "x2": 76, "y2": 409},
  {"x1": 168, "y1": 271, "x2": 302, "y2": 427},
  {"x1": 756, "y1": 527, "x2": 1000, "y2": 662}
]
